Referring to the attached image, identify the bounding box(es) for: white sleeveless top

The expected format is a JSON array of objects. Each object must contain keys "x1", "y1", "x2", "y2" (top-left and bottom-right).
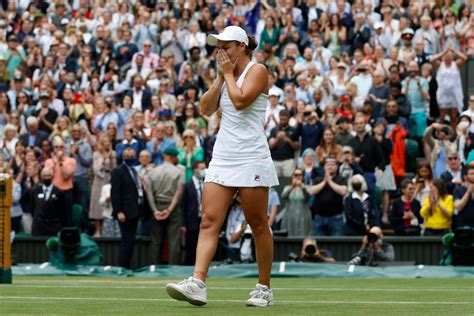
[{"x1": 212, "y1": 61, "x2": 271, "y2": 161}]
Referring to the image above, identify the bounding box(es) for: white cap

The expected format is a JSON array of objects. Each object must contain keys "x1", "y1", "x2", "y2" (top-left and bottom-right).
[
  {"x1": 268, "y1": 88, "x2": 280, "y2": 97},
  {"x1": 207, "y1": 26, "x2": 249, "y2": 46},
  {"x1": 374, "y1": 22, "x2": 384, "y2": 30}
]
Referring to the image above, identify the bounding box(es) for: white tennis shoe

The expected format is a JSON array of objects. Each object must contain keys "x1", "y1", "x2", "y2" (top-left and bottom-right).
[
  {"x1": 166, "y1": 277, "x2": 208, "y2": 306},
  {"x1": 246, "y1": 283, "x2": 274, "y2": 307}
]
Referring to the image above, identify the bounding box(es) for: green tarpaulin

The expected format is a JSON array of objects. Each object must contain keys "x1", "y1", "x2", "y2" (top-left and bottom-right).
[{"x1": 12, "y1": 263, "x2": 474, "y2": 279}]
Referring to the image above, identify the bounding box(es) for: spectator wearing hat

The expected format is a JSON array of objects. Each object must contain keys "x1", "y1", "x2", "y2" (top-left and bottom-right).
[
  {"x1": 32, "y1": 92, "x2": 58, "y2": 133},
  {"x1": 147, "y1": 147, "x2": 185, "y2": 265},
  {"x1": 330, "y1": 62, "x2": 348, "y2": 98},
  {"x1": 335, "y1": 117, "x2": 353, "y2": 146},
  {"x1": 349, "y1": 60, "x2": 373, "y2": 100},
  {"x1": 336, "y1": 94, "x2": 356, "y2": 121},
  {"x1": 264, "y1": 88, "x2": 285, "y2": 137},
  {"x1": 398, "y1": 28, "x2": 415, "y2": 62},
  {"x1": 414, "y1": 16, "x2": 440, "y2": 55},
  {"x1": 371, "y1": 22, "x2": 391, "y2": 51},
  {"x1": 308, "y1": 157, "x2": 347, "y2": 236},
  {"x1": 269, "y1": 110, "x2": 300, "y2": 178},
  {"x1": 4, "y1": 35, "x2": 27, "y2": 80}
]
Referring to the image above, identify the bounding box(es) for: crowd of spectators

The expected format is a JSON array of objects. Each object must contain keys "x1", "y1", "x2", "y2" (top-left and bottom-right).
[{"x1": 2, "y1": 0, "x2": 474, "y2": 266}]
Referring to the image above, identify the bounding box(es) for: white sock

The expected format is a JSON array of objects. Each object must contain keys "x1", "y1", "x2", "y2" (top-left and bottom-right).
[{"x1": 193, "y1": 277, "x2": 206, "y2": 288}]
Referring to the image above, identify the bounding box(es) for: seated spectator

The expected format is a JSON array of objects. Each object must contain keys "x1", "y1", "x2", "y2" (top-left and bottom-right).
[
  {"x1": 116, "y1": 125, "x2": 145, "y2": 166},
  {"x1": 347, "y1": 226, "x2": 395, "y2": 266},
  {"x1": 308, "y1": 158, "x2": 347, "y2": 236},
  {"x1": 453, "y1": 165, "x2": 474, "y2": 228},
  {"x1": 334, "y1": 117, "x2": 353, "y2": 146},
  {"x1": 420, "y1": 179, "x2": 454, "y2": 236},
  {"x1": 390, "y1": 179, "x2": 422, "y2": 236},
  {"x1": 31, "y1": 167, "x2": 67, "y2": 236},
  {"x1": 299, "y1": 237, "x2": 336, "y2": 263},
  {"x1": 344, "y1": 174, "x2": 378, "y2": 236},
  {"x1": 280, "y1": 168, "x2": 312, "y2": 237}
]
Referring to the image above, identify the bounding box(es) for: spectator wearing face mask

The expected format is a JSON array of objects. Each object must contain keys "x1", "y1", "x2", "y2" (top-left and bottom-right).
[{"x1": 344, "y1": 174, "x2": 378, "y2": 236}]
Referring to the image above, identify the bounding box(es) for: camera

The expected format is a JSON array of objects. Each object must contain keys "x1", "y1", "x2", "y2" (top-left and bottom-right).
[
  {"x1": 243, "y1": 224, "x2": 252, "y2": 239},
  {"x1": 367, "y1": 232, "x2": 378, "y2": 243},
  {"x1": 303, "y1": 111, "x2": 311, "y2": 117},
  {"x1": 348, "y1": 255, "x2": 362, "y2": 265},
  {"x1": 304, "y1": 244, "x2": 316, "y2": 256}
]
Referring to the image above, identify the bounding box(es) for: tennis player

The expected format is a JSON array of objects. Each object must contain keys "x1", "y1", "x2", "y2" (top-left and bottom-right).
[{"x1": 166, "y1": 26, "x2": 279, "y2": 307}]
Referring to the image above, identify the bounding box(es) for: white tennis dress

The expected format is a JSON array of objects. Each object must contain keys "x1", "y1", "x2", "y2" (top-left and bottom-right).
[{"x1": 205, "y1": 61, "x2": 279, "y2": 188}]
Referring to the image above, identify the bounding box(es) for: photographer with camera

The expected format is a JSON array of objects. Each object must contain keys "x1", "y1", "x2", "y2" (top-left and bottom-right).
[
  {"x1": 226, "y1": 194, "x2": 254, "y2": 263},
  {"x1": 347, "y1": 226, "x2": 394, "y2": 266},
  {"x1": 299, "y1": 237, "x2": 336, "y2": 263}
]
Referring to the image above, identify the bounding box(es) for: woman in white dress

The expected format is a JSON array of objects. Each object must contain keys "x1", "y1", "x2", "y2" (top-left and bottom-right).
[
  {"x1": 167, "y1": 26, "x2": 278, "y2": 307},
  {"x1": 430, "y1": 46, "x2": 467, "y2": 129}
]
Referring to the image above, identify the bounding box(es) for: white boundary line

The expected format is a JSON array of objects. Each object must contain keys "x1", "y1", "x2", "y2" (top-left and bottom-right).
[
  {"x1": 0, "y1": 296, "x2": 472, "y2": 305},
  {"x1": 2, "y1": 284, "x2": 473, "y2": 292}
]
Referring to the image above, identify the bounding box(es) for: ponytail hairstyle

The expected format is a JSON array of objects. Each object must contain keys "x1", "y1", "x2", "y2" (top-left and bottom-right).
[{"x1": 245, "y1": 35, "x2": 258, "y2": 57}]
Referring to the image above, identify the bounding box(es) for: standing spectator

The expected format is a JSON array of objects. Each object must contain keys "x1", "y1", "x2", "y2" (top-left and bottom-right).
[
  {"x1": 402, "y1": 61, "x2": 430, "y2": 140},
  {"x1": 423, "y1": 123, "x2": 457, "y2": 178},
  {"x1": 147, "y1": 148, "x2": 185, "y2": 265},
  {"x1": 315, "y1": 127, "x2": 342, "y2": 166},
  {"x1": 348, "y1": 116, "x2": 385, "y2": 194},
  {"x1": 344, "y1": 174, "x2": 378, "y2": 236},
  {"x1": 390, "y1": 179, "x2": 422, "y2": 236},
  {"x1": 414, "y1": 16, "x2": 440, "y2": 56},
  {"x1": 297, "y1": 107, "x2": 325, "y2": 153},
  {"x1": 264, "y1": 89, "x2": 285, "y2": 137},
  {"x1": 99, "y1": 183, "x2": 120, "y2": 238},
  {"x1": 182, "y1": 160, "x2": 206, "y2": 265},
  {"x1": 31, "y1": 168, "x2": 67, "y2": 236},
  {"x1": 147, "y1": 122, "x2": 177, "y2": 166},
  {"x1": 414, "y1": 159, "x2": 435, "y2": 205},
  {"x1": 280, "y1": 168, "x2": 312, "y2": 237},
  {"x1": 453, "y1": 165, "x2": 474, "y2": 228},
  {"x1": 269, "y1": 110, "x2": 300, "y2": 178},
  {"x1": 178, "y1": 129, "x2": 204, "y2": 181},
  {"x1": 90, "y1": 136, "x2": 116, "y2": 237},
  {"x1": 430, "y1": 46, "x2": 467, "y2": 129},
  {"x1": 111, "y1": 147, "x2": 147, "y2": 269},
  {"x1": 308, "y1": 158, "x2": 347, "y2": 236},
  {"x1": 421, "y1": 179, "x2": 454, "y2": 236},
  {"x1": 68, "y1": 123, "x2": 92, "y2": 222},
  {"x1": 367, "y1": 70, "x2": 390, "y2": 119},
  {"x1": 44, "y1": 138, "x2": 76, "y2": 227},
  {"x1": 440, "y1": 152, "x2": 463, "y2": 195},
  {"x1": 33, "y1": 92, "x2": 58, "y2": 134}
]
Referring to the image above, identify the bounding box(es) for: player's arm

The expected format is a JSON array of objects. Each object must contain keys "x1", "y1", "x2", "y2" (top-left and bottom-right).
[
  {"x1": 223, "y1": 63, "x2": 268, "y2": 111},
  {"x1": 200, "y1": 75, "x2": 225, "y2": 116}
]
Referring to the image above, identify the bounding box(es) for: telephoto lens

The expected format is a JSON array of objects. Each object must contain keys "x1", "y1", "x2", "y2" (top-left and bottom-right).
[
  {"x1": 367, "y1": 232, "x2": 378, "y2": 243},
  {"x1": 305, "y1": 244, "x2": 317, "y2": 256}
]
